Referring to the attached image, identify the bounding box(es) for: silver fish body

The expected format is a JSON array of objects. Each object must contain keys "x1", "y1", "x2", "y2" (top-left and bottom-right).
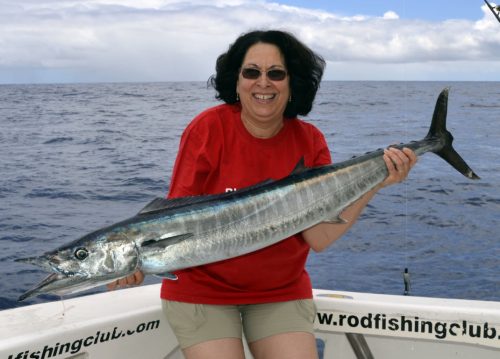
[{"x1": 17, "y1": 88, "x2": 479, "y2": 301}]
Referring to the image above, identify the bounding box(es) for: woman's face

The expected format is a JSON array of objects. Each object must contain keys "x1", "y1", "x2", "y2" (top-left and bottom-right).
[{"x1": 237, "y1": 42, "x2": 290, "y2": 128}]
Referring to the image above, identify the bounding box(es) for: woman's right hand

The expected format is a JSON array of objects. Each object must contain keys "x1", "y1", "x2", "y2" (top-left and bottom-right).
[{"x1": 107, "y1": 270, "x2": 145, "y2": 291}]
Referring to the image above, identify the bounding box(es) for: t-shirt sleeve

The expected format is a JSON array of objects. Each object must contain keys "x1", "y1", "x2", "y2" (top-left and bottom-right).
[
  {"x1": 311, "y1": 127, "x2": 332, "y2": 167},
  {"x1": 167, "y1": 125, "x2": 212, "y2": 199}
]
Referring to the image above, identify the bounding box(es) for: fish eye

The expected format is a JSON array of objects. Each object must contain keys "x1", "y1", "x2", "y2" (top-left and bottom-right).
[{"x1": 74, "y1": 248, "x2": 89, "y2": 261}]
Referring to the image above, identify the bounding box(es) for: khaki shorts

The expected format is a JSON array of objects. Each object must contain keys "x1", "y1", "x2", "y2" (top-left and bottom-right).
[{"x1": 162, "y1": 299, "x2": 316, "y2": 349}]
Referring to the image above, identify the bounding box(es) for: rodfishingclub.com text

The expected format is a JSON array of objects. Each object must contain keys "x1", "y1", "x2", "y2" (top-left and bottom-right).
[
  {"x1": 317, "y1": 311, "x2": 500, "y2": 341},
  {"x1": 6, "y1": 319, "x2": 161, "y2": 359}
]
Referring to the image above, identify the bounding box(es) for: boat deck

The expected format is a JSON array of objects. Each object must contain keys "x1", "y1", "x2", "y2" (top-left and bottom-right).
[{"x1": 1, "y1": 284, "x2": 499, "y2": 358}]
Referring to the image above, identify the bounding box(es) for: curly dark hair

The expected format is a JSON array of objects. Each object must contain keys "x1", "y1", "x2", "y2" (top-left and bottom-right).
[{"x1": 208, "y1": 30, "x2": 325, "y2": 118}]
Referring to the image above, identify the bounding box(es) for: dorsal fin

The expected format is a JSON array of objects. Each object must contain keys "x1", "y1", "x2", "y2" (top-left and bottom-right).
[
  {"x1": 290, "y1": 157, "x2": 308, "y2": 175},
  {"x1": 138, "y1": 196, "x2": 209, "y2": 215},
  {"x1": 139, "y1": 176, "x2": 281, "y2": 216}
]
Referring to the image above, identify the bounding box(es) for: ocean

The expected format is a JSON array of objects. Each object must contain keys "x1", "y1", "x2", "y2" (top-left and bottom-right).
[{"x1": 0, "y1": 81, "x2": 498, "y2": 311}]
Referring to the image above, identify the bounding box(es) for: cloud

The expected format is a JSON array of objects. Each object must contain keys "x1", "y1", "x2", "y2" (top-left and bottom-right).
[
  {"x1": 0, "y1": 0, "x2": 499, "y2": 83},
  {"x1": 383, "y1": 11, "x2": 399, "y2": 20}
]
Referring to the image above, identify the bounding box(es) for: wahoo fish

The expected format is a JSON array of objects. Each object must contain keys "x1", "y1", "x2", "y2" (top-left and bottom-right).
[{"x1": 16, "y1": 88, "x2": 479, "y2": 301}]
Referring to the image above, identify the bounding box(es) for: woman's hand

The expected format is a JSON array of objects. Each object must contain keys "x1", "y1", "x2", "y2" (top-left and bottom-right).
[
  {"x1": 106, "y1": 270, "x2": 145, "y2": 291},
  {"x1": 379, "y1": 147, "x2": 417, "y2": 189}
]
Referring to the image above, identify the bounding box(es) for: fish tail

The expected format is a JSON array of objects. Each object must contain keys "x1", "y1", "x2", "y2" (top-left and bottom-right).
[{"x1": 426, "y1": 88, "x2": 480, "y2": 180}]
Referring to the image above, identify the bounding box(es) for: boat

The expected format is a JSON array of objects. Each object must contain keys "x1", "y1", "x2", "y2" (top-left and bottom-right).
[{"x1": 1, "y1": 284, "x2": 499, "y2": 358}]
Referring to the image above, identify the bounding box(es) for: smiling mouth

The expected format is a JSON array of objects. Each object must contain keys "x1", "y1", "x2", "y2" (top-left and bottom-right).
[{"x1": 253, "y1": 93, "x2": 276, "y2": 101}]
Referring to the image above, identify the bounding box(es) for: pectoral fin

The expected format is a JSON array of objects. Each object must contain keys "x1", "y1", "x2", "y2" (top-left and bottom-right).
[
  {"x1": 141, "y1": 233, "x2": 193, "y2": 249},
  {"x1": 154, "y1": 272, "x2": 178, "y2": 280},
  {"x1": 323, "y1": 216, "x2": 348, "y2": 224}
]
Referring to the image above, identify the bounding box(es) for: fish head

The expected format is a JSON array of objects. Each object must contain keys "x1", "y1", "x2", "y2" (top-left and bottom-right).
[{"x1": 16, "y1": 231, "x2": 139, "y2": 301}]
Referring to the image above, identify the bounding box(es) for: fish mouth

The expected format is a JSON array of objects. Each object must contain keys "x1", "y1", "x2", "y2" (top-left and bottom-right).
[
  {"x1": 16, "y1": 254, "x2": 131, "y2": 301},
  {"x1": 18, "y1": 273, "x2": 63, "y2": 301},
  {"x1": 15, "y1": 255, "x2": 57, "y2": 272},
  {"x1": 16, "y1": 255, "x2": 79, "y2": 301},
  {"x1": 16, "y1": 254, "x2": 77, "y2": 276}
]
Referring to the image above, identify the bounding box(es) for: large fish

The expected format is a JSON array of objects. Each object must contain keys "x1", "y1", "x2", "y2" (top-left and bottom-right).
[{"x1": 16, "y1": 88, "x2": 479, "y2": 301}]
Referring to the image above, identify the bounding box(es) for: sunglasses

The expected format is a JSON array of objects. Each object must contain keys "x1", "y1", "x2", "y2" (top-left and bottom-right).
[{"x1": 240, "y1": 67, "x2": 288, "y2": 81}]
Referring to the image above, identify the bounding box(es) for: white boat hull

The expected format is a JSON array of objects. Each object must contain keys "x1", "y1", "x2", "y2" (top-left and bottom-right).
[{"x1": 1, "y1": 284, "x2": 499, "y2": 358}]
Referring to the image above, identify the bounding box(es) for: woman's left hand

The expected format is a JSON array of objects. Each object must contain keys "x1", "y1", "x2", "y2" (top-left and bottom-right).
[{"x1": 379, "y1": 147, "x2": 418, "y2": 188}]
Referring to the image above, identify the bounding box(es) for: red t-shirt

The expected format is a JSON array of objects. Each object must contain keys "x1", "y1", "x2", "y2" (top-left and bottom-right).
[{"x1": 160, "y1": 104, "x2": 332, "y2": 304}]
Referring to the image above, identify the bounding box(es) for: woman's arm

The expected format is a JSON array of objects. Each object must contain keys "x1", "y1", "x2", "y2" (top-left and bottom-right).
[{"x1": 303, "y1": 147, "x2": 417, "y2": 252}]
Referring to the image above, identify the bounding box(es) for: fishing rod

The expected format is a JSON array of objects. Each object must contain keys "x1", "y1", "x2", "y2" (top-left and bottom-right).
[{"x1": 484, "y1": 0, "x2": 500, "y2": 23}]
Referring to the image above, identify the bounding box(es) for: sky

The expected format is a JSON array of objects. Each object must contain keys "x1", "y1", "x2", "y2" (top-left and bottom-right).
[{"x1": 1, "y1": 0, "x2": 500, "y2": 84}]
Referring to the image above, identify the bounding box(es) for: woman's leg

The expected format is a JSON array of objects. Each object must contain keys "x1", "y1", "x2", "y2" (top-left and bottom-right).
[
  {"x1": 183, "y1": 338, "x2": 245, "y2": 359},
  {"x1": 243, "y1": 299, "x2": 318, "y2": 359},
  {"x1": 162, "y1": 301, "x2": 245, "y2": 358},
  {"x1": 249, "y1": 332, "x2": 318, "y2": 359}
]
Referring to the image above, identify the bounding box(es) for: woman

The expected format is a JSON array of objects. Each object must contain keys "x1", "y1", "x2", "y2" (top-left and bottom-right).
[{"x1": 109, "y1": 30, "x2": 417, "y2": 359}]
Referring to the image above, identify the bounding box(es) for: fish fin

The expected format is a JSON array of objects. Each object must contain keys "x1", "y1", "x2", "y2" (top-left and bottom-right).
[
  {"x1": 141, "y1": 159, "x2": 298, "y2": 216},
  {"x1": 154, "y1": 272, "x2": 178, "y2": 280},
  {"x1": 323, "y1": 216, "x2": 348, "y2": 224},
  {"x1": 425, "y1": 88, "x2": 480, "y2": 180},
  {"x1": 140, "y1": 177, "x2": 280, "y2": 216},
  {"x1": 138, "y1": 196, "x2": 212, "y2": 215},
  {"x1": 141, "y1": 233, "x2": 193, "y2": 248},
  {"x1": 290, "y1": 157, "x2": 308, "y2": 175}
]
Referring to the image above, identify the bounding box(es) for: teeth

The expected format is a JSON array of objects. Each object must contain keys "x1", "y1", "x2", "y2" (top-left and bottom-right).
[{"x1": 254, "y1": 94, "x2": 275, "y2": 100}]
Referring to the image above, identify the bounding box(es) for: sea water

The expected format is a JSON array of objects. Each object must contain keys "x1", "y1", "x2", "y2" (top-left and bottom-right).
[{"x1": 0, "y1": 81, "x2": 498, "y2": 310}]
